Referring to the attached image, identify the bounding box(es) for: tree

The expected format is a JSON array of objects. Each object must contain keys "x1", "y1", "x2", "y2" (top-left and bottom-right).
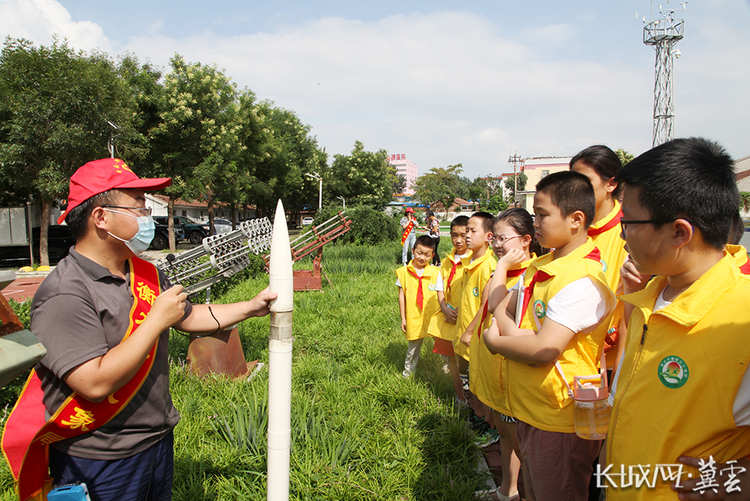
[
  {"x1": 504, "y1": 173, "x2": 528, "y2": 202},
  {"x1": 145, "y1": 54, "x2": 242, "y2": 249},
  {"x1": 325, "y1": 140, "x2": 397, "y2": 209},
  {"x1": 245, "y1": 101, "x2": 325, "y2": 216},
  {"x1": 615, "y1": 149, "x2": 634, "y2": 167},
  {"x1": 0, "y1": 37, "x2": 136, "y2": 265},
  {"x1": 485, "y1": 195, "x2": 509, "y2": 214},
  {"x1": 413, "y1": 164, "x2": 465, "y2": 210}
]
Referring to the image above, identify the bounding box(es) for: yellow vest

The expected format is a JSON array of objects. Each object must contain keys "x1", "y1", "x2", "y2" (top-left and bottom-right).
[
  {"x1": 454, "y1": 249, "x2": 496, "y2": 361},
  {"x1": 471, "y1": 257, "x2": 533, "y2": 415},
  {"x1": 588, "y1": 200, "x2": 628, "y2": 368},
  {"x1": 426, "y1": 249, "x2": 469, "y2": 341},
  {"x1": 506, "y1": 239, "x2": 613, "y2": 432},
  {"x1": 396, "y1": 262, "x2": 441, "y2": 341},
  {"x1": 606, "y1": 255, "x2": 750, "y2": 500}
]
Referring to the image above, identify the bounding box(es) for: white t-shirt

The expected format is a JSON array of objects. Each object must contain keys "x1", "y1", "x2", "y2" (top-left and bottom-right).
[{"x1": 608, "y1": 286, "x2": 750, "y2": 426}]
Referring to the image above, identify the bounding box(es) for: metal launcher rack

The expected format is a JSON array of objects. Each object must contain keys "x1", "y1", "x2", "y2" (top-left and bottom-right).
[
  {"x1": 266, "y1": 211, "x2": 352, "y2": 291},
  {"x1": 156, "y1": 218, "x2": 272, "y2": 296},
  {"x1": 154, "y1": 217, "x2": 273, "y2": 380}
]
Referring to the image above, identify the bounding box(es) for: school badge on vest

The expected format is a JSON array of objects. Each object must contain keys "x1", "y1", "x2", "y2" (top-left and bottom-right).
[
  {"x1": 533, "y1": 300, "x2": 546, "y2": 319},
  {"x1": 472, "y1": 287, "x2": 479, "y2": 297},
  {"x1": 658, "y1": 356, "x2": 689, "y2": 389}
]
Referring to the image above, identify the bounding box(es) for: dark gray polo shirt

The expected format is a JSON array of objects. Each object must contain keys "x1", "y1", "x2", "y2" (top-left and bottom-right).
[{"x1": 30, "y1": 248, "x2": 190, "y2": 459}]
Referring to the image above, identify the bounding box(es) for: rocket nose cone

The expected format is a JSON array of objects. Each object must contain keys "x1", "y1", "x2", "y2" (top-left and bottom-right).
[{"x1": 270, "y1": 200, "x2": 294, "y2": 312}]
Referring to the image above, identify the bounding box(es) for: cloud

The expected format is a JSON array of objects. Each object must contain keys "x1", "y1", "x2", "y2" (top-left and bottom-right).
[
  {"x1": 2, "y1": 0, "x2": 748, "y2": 176},
  {"x1": 0, "y1": 0, "x2": 111, "y2": 53}
]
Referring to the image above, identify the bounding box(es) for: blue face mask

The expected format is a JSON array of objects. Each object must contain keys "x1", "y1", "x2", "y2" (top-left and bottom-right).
[{"x1": 105, "y1": 209, "x2": 156, "y2": 255}]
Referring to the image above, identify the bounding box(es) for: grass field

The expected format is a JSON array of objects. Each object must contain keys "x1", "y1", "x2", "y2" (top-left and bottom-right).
[{"x1": 0, "y1": 240, "x2": 488, "y2": 500}]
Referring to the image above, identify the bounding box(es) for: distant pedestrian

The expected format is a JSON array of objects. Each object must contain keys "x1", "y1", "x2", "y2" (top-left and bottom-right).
[{"x1": 425, "y1": 211, "x2": 441, "y2": 266}]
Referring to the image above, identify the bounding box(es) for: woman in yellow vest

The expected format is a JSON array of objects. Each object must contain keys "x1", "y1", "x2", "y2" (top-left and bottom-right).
[{"x1": 570, "y1": 145, "x2": 628, "y2": 372}]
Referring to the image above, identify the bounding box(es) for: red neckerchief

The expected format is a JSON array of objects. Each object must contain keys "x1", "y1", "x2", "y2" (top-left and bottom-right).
[
  {"x1": 740, "y1": 261, "x2": 750, "y2": 275},
  {"x1": 446, "y1": 257, "x2": 461, "y2": 293},
  {"x1": 587, "y1": 209, "x2": 623, "y2": 237},
  {"x1": 477, "y1": 267, "x2": 527, "y2": 338},
  {"x1": 407, "y1": 268, "x2": 425, "y2": 311},
  {"x1": 520, "y1": 248, "x2": 601, "y2": 320}
]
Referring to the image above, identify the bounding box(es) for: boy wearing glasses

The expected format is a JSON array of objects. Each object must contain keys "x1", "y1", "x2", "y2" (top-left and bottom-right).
[
  {"x1": 2, "y1": 158, "x2": 276, "y2": 500},
  {"x1": 605, "y1": 138, "x2": 750, "y2": 500}
]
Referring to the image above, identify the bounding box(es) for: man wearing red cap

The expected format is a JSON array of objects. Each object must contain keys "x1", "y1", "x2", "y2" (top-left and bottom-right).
[
  {"x1": 2, "y1": 158, "x2": 276, "y2": 501},
  {"x1": 400, "y1": 206, "x2": 418, "y2": 265}
]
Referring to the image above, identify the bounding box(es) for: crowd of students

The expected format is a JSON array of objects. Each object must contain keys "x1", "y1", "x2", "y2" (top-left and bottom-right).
[{"x1": 396, "y1": 138, "x2": 750, "y2": 501}]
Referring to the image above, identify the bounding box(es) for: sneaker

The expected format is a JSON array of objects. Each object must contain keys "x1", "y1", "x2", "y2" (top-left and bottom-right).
[
  {"x1": 469, "y1": 414, "x2": 486, "y2": 430},
  {"x1": 454, "y1": 397, "x2": 468, "y2": 410},
  {"x1": 474, "y1": 427, "x2": 500, "y2": 448}
]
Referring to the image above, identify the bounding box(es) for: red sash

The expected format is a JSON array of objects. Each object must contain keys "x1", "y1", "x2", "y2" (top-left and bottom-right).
[
  {"x1": 587, "y1": 209, "x2": 623, "y2": 237},
  {"x1": 1, "y1": 257, "x2": 161, "y2": 501},
  {"x1": 401, "y1": 220, "x2": 415, "y2": 245}
]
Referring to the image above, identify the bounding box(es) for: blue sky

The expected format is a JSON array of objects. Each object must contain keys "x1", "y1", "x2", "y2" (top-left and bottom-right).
[{"x1": 1, "y1": 0, "x2": 748, "y2": 180}]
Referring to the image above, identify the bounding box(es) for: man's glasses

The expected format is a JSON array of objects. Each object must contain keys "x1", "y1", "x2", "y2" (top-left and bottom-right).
[{"x1": 101, "y1": 205, "x2": 153, "y2": 216}]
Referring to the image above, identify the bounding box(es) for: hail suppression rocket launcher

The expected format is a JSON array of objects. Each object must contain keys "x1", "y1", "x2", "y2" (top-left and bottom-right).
[{"x1": 267, "y1": 200, "x2": 294, "y2": 500}]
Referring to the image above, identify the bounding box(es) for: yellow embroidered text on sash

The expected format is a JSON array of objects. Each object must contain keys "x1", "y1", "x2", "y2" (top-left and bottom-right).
[
  {"x1": 136, "y1": 282, "x2": 156, "y2": 305},
  {"x1": 60, "y1": 408, "x2": 95, "y2": 432},
  {"x1": 38, "y1": 432, "x2": 64, "y2": 445}
]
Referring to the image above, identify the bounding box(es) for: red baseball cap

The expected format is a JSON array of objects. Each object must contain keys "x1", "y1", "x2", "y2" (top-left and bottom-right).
[
  {"x1": 57, "y1": 158, "x2": 171, "y2": 224},
  {"x1": 404, "y1": 207, "x2": 414, "y2": 213}
]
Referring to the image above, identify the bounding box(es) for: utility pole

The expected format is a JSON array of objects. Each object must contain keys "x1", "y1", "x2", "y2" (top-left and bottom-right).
[
  {"x1": 643, "y1": 2, "x2": 686, "y2": 147},
  {"x1": 508, "y1": 153, "x2": 522, "y2": 206}
]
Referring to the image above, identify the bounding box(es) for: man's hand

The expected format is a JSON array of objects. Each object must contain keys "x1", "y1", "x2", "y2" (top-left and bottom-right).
[
  {"x1": 245, "y1": 287, "x2": 277, "y2": 317},
  {"x1": 401, "y1": 318, "x2": 407, "y2": 333},
  {"x1": 672, "y1": 456, "x2": 750, "y2": 500},
  {"x1": 150, "y1": 285, "x2": 189, "y2": 330}
]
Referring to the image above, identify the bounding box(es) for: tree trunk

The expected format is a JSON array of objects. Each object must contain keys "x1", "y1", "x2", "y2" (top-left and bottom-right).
[
  {"x1": 40, "y1": 200, "x2": 51, "y2": 267},
  {"x1": 231, "y1": 205, "x2": 237, "y2": 230},
  {"x1": 208, "y1": 202, "x2": 215, "y2": 235},
  {"x1": 168, "y1": 196, "x2": 176, "y2": 252}
]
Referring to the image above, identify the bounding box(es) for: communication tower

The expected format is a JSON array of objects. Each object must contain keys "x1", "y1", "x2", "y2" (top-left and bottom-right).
[{"x1": 643, "y1": 2, "x2": 686, "y2": 147}]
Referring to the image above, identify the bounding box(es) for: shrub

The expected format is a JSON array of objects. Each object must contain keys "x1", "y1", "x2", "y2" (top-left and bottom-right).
[{"x1": 311, "y1": 203, "x2": 401, "y2": 246}]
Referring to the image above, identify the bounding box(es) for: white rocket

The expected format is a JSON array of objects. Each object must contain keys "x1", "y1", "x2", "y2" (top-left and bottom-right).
[{"x1": 267, "y1": 199, "x2": 294, "y2": 500}]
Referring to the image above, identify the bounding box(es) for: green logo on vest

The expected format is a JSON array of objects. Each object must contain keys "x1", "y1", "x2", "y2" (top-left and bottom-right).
[
  {"x1": 658, "y1": 356, "x2": 689, "y2": 389},
  {"x1": 473, "y1": 287, "x2": 479, "y2": 297},
  {"x1": 600, "y1": 259, "x2": 608, "y2": 272},
  {"x1": 428, "y1": 283, "x2": 436, "y2": 291},
  {"x1": 533, "y1": 300, "x2": 546, "y2": 319}
]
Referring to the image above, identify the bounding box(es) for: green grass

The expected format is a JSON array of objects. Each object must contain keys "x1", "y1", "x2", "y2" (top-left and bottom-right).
[{"x1": 0, "y1": 241, "x2": 485, "y2": 500}]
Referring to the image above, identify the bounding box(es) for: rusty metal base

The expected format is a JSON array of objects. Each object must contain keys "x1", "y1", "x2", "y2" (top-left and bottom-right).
[{"x1": 186, "y1": 326, "x2": 258, "y2": 379}]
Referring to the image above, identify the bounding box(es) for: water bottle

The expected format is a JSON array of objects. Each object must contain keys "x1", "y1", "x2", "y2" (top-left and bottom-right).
[{"x1": 572, "y1": 374, "x2": 610, "y2": 440}]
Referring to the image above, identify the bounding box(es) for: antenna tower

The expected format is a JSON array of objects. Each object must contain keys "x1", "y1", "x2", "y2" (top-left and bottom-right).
[{"x1": 643, "y1": 2, "x2": 686, "y2": 147}]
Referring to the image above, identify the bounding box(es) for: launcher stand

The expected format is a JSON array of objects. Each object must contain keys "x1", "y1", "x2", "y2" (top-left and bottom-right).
[{"x1": 264, "y1": 212, "x2": 351, "y2": 291}]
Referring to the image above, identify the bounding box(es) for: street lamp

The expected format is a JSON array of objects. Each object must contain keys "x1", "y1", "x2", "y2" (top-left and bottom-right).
[
  {"x1": 336, "y1": 196, "x2": 345, "y2": 209},
  {"x1": 306, "y1": 172, "x2": 322, "y2": 210}
]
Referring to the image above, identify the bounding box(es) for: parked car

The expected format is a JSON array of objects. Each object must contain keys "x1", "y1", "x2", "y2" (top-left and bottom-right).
[
  {"x1": 151, "y1": 218, "x2": 186, "y2": 250},
  {"x1": 213, "y1": 218, "x2": 233, "y2": 234},
  {"x1": 154, "y1": 216, "x2": 211, "y2": 245},
  {"x1": 0, "y1": 225, "x2": 75, "y2": 266},
  {"x1": 302, "y1": 217, "x2": 314, "y2": 226}
]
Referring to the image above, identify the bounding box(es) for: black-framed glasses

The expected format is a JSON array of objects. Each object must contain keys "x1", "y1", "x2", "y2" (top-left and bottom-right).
[
  {"x1": 101, "y1": 205, "x2": 153, "y2": 216},
  {"x1": 620, "y1": 217, "x2": 676, "y2": 233}
]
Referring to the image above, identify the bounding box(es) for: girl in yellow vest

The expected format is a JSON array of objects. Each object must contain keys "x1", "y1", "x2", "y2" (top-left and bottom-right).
[
  {"x1": 396, "y1": 235, "x2": 442, "y2": 377},
  {"x1": 469, "y1": 208, "x2": 542, "y2": 501}
]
